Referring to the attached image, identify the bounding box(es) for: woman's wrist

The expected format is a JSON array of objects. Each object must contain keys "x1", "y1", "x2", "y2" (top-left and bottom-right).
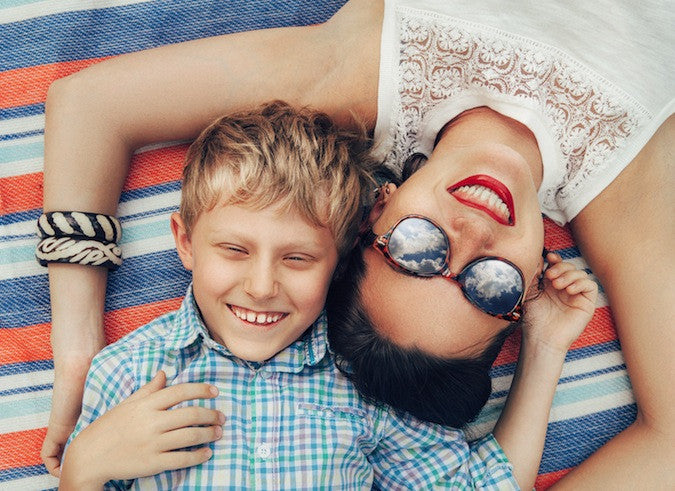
[{"x1": 521, "y1": 332, "x2": 572, "y2": 361}]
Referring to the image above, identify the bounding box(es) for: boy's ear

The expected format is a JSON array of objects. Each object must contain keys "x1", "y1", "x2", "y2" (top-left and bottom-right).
[
  {"x1": 366, "y1": 182, "x2": 397, "y2": 228},
  {"x1": 170, "y1": 213, "x2": 194, "y2": 271}
]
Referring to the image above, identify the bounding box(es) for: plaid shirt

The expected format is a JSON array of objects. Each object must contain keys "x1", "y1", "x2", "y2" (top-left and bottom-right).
[{"x1": 68, "y1": 285, "x2": 517, "y2": 490}]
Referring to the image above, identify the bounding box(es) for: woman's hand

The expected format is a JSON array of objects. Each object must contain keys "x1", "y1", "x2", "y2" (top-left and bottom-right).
[
  {"x1": 522, "y1": 252, "x2": 598, "y2": 354},
  {"x1": 59, "y1": 371, "x2": 224, "y2": 490},
  {"x1": 41, "y1": 353, "x2": 95, "y2": 477}
]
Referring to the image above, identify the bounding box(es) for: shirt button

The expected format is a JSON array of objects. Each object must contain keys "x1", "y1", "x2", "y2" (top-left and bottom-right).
[
  {"x1": 259, "y1": 369, "x2": 272, "y2": 379},
  {"x1": 256, "y1": 442, "x2": 271, "y2": 459}
]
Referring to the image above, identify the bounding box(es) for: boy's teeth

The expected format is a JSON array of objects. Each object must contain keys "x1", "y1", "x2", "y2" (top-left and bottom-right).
[{"x1": 231, "y1": 305, "x2": 284, "y2": 325}]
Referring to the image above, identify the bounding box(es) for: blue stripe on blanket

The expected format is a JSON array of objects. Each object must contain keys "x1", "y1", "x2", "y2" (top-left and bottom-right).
[
  {"x1": 0, "y1": 104, "x2": 44, "y2": 121},
  {"x1": 0, "y1": 130, "x2": 43, "y2": 141},
  {"x1": 0, "y1": 464, "x2": 49, "y2": 483},
  {"x1": 540, "y1": 404, "x2": 637, "y2": 472},
  {"x1": 0, "y1": 251, "x2": 189, "y2": 328},
  {"x1": 0, "y1": 360, "x2": 53, "y2": 377},
  {"x1": 0, "y1": 383, "x2": 53, "y2": 398},
  {"x1": 0, "y1": 0, "x2": 347, "y2": 71}
]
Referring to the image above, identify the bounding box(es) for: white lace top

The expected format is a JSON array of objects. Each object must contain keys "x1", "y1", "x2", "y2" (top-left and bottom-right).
[{"x1": 374, "y1": 0, "x2": 674, "y2": 224}]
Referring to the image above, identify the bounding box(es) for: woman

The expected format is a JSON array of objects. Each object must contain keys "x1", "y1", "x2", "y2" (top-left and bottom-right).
[{"x1": 42, "y1": 0, "x2": 673, "y2": 487}]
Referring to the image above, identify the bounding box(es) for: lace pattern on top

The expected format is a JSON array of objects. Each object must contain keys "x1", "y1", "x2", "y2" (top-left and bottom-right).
[{"x1": 384, "y1": 7, "x2": 651, "y2": 220}]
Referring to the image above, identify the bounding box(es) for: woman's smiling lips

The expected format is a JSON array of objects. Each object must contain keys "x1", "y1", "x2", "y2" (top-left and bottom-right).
[
  {"x1": 228, "y1": 304, "x2": 287, "y2": 327},
  {"x1": 447, "y1": 175, "x2": 515, "y2": 225}
]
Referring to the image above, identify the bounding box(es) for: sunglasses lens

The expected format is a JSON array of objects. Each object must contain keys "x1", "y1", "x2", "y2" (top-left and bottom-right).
[
  {"x1": 388, "y1": 217, "x2": 448, "y2": 274},
  {"x1": 461, "y1": 259, "x2": 523, "y2": 316}
]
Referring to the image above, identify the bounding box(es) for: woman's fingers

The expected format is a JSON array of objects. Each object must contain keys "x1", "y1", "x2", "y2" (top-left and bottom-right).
[
  {"x1": 565, "y1": 277, "x2": 598, "y2": 297},
  {"x1": 150, "y1": 383, "x2": 218, "y2": 410},
  {"x1": 545, "y1": 260, "x2": 577, "y2": 279},
  {"x1": 550, "y1": 269, "x2": 588, "y2": 290},
  {"x1": 158, "y1": 405, "x2": 225, "y2": 432},
  {"x1": 157, "y1": 425, "x2": 223, "y2": 452}
]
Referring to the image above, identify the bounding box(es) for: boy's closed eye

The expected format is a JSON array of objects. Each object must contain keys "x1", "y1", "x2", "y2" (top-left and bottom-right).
[
  {"x1": 284, "y1": 254, "x2": 318, "y2": 270},
  {"x1": 218, "y1": 244, "x2": 248, "y2": 257}
]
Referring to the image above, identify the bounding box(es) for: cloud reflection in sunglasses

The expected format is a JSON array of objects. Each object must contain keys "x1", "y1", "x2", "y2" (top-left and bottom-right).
[
  {"x1": 388, "y1": 219, "x2": 447, "y2": 274},
  {"x1": 463, "y1": 261, "x2": 522, "y2": 313}
]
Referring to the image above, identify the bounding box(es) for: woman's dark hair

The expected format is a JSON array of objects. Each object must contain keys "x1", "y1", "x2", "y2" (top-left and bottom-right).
[{"x1": 326, "y1": 228, "x2": 517, "y2": 428}]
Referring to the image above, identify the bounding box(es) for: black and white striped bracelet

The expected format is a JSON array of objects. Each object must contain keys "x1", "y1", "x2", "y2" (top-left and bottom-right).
[
  {"x1": 35, "y1": 212, "x2": 123, "y2": 270},
  {"x1": 37, "y1": 211, "x2": 122, "y2": 243}
]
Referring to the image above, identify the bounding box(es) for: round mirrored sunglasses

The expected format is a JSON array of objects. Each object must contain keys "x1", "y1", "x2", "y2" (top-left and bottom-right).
[{"x1": 364, "y1": 215, "x2": 525, "y2": 321}]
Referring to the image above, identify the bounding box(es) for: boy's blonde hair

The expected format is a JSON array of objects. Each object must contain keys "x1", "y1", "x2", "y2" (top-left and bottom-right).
[{"x1": 180, "y1": 101, "x2": 377, "y2": 258}]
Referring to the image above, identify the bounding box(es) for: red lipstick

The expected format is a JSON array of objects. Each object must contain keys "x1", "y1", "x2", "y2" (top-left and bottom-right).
[{"x1": 447, "y1": 175, "x2": 515, "y2": 226}]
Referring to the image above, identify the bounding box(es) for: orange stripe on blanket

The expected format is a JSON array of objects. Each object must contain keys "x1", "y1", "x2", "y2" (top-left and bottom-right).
[
  {"x1": 104, "y1": 297, "x2": 183, "y2": 344},
  {"x1": 494, "y1": 306, "x2": 617, "y2": 367},
  {"x1": 0, "y1": 144, "x2": 188, "y2": 215},
  {"x1": 0, "y1": 323, "x2": 52, "y2": 365},
  {"x1": 535, "y1": 468, "x2": 571, "y2": 490},
  {"x1": 124, "y1": 144, "x2": 188, "y2": 191},
  {"x1": 0, "y1": 58, "x2": 111, "y2": 109},
  {"x1": 0, "y1": 172, "x2": 43, "y2": 215},
  {"x1": 0, "y1": 427, "x2": 46, "y2": 471}
]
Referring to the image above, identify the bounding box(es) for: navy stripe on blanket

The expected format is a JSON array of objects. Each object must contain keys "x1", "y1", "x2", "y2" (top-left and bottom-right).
[
  {"x1": 0, "y1": 0, "x2": 348, "y2": 71},
  {"x1": 0, "y1": 104, "x2": 44, "y2": 121}
]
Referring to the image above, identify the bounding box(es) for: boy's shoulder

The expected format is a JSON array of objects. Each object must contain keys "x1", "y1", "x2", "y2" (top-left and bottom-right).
[{"x1": 91, "y1": 308, "x2": 181, "y2": 368}]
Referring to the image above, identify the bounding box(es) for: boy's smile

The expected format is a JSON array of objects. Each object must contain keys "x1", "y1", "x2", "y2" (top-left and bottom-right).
[
  {"x1": 228, "y1": 304, "x2": 287, "y2": 327},
  {"x1": 171, "y1": 201, "x2": 338, "y2": 362}
]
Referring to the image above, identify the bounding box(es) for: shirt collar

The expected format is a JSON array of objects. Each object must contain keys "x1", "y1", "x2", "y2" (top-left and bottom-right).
[
  {"x1": 163, "y1": 284, "x2": 205, "y2": 351},
  {"x1": 164, "y1": 284, "x2": 330, "y2": 372}
]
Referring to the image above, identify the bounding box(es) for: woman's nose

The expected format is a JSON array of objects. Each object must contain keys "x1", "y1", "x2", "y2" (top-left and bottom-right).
[
  {"x1": 243, "y1": 259, "x2": 278, "y2": 300},
  {"x1": 446, "y1": 216, "x2": 495, "y2": 266}
]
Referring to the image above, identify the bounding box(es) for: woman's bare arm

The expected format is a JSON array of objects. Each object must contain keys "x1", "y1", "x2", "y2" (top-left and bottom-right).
[
  {"x1": 40, "y1": 0, "x2": 382, "y2": 475},
  {"x1": 559, "y1": 115, "x2": 675, "y2": 489}
]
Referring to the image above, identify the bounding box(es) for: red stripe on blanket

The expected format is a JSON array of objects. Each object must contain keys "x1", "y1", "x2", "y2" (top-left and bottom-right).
[
  {"x1": 535, "y1": 468, "x2": 571, "y2": 490},
  {"x1": 0, "y1": 323, "x2": 52, "y2": 365},
  {"x1": 494, "y1": 306, "x2": 617, "y2": 367},
  {"x1": 0, "y1": 427, "x2": 46, "y2": 471},
  {"x1": 105, "y1": 297, "x2": 183, "y2": 344},
  {"x1": 543, "y1": 218, "x2": 575, "y2": 250},
  {"x1": 0, "y1": 58, "x2": 111, "y2": 109},
  {"x1": 0, "y1": 145, "x2": 187, "y2": 215}
]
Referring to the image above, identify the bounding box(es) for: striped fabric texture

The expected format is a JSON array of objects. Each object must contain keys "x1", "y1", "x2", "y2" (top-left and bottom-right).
[
  {"x1": 68, "y1": 286, "x2": 517, "y2": 490},
  {"x1": 0, "y1": 1, "x2": 635, "y2": 489}
]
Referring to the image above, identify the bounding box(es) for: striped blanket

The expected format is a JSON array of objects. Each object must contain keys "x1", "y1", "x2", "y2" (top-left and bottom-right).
[{"x1": 0, "y1": 1, "x2": 636, "y2": 489}]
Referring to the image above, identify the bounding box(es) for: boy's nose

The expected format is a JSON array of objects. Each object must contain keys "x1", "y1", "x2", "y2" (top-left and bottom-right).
[
  {"x1": 446, "y1": 216, "x2": 495, "y2": 269},
  {"x1": 243, "y1": 260, "x2": 279, "y2": 300}
]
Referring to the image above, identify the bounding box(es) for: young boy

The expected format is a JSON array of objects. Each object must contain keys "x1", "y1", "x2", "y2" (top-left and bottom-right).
[{"x1": 59, "y1": 102, "x2": 597, "y2": 490}]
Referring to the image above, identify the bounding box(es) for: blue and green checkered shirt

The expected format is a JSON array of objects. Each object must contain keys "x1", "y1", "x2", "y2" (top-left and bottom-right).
[{"x1": 69, "y1": 285, "x2": 517, "y2": 490}]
